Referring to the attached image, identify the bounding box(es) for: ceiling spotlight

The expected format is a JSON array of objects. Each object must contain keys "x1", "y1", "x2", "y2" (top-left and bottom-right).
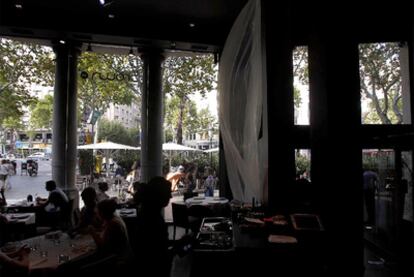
[
  {"x1": 86, "y1": 43, "x2": 93, "y2": 52},
  {"x1": 15, "y1": 4, "x2": 23, "y2": 9},
  {"x1": 108, "y1": 14, "x2": 115, "y2": 19},
  {"x1": 59, "y1": 40, "x2": 66, "y2": 44},
  {"x1": 99, "y1": 0, "x2": 113, "y2": 7},
  {"x1": 189, "y1": 23, "x2": 195, "y2": 28}
]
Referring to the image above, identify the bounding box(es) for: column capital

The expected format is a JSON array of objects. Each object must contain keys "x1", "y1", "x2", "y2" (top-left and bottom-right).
[
  {"x1": 52, "y1": 40, "x2": 82, "y2": 56},
  {"x1": 139, "y1": 48, "x2": 165, "y2": 61}
]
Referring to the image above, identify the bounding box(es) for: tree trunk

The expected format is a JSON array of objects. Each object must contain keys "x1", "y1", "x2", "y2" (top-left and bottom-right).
[{"x1": 176, "y1": 98, "x2": 185, "y2": 144}]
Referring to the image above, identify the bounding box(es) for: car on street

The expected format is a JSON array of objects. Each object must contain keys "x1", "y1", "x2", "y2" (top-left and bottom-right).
[{"x1": 27, "y1": 152, "x2": 49, "y2": 161}]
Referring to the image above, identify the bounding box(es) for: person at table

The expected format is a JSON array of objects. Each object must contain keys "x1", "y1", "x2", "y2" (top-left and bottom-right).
[
  {"x1": 87, "y1": 198, "x2": 133, "y2": 268},
  {"x1": 96, "y1": 182, "x2": 110, "y2": 202},
  {"x1": 36, "y1": 180, "x2": 69, "y2": 228},
  {"x1": 135, "y1": 176, "x2": 172, "y2": 276},
  {"x1": 204, "y1": 168, "x2": 217, "y2": 197},
  {"x1": 75, "y1": 187, "x2": 102, "y2": 232},
  {"x1": 0, "y1": 244, "x2": 30, "y2": 276},
  {"x1": 36, "y1": 180, "x2": 69, "y2": 212}
]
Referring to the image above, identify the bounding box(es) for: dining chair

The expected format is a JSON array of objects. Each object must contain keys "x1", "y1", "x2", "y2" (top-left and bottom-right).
[{"x1": 171, "y1": 202, "x2": 190, "y2": 240}]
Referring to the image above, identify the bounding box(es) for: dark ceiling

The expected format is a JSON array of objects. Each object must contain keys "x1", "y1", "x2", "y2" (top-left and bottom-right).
[
  {"x1": 0, "y1": 0, "x2": 412, "y2": 53},
  {"x1": 0, "y1": 0, "x2": 249, "y2": 52}
]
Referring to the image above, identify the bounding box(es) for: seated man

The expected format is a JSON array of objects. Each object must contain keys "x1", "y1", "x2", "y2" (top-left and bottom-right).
[
  {"x1": 37, "y1": 180, "x2": 69, "y2": 212},
  {"x1": 36, "y1": 180, "x2": 69, "y2": 228}
]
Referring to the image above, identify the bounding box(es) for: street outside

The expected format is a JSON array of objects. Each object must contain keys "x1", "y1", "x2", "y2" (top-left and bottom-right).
[
  {"x1": 3, "y1": 159, "x2": 175, "y2": 221},
  {"x1": 3, "y1": 159, "x2": 51, "y2": 204}
]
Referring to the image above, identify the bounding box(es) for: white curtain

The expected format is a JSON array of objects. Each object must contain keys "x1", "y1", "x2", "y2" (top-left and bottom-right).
[{"x1": 218, "y1": 0, "x2": 268, "y2": 204}]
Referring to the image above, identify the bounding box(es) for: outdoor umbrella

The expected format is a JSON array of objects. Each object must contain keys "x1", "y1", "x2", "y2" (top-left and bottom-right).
[
  {"x1": 77, "y1": 141, "x2": 140, "y2": 175},
  {"x1": 203, "y1": 147, "x2": 219, "y2": 153},
  {"x1": 162, "y1": 142, "x2": 201, "y2": 170}
]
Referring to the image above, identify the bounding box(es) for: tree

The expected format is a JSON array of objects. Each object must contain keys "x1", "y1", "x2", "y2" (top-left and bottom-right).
[
  {"x1": 78, "y1": 52, "x2": 140, "y2": 118},
  {"x1": 2, "y1": 116, "x2": 24, "y2": 152},
  {"x1": 293, "y1": 46, "x2": 309, "y2": 124},
  {"x1": 163, "y1": 55, "x2": 216, "y2": 144},
  {"x1": 97, "y1": 119, "x2": 140, "y2": 171},
  {"x1": 197, "y1": 107, "x2": 218, "y2": 140},
  {"x1": 164, "y1": 96, "x2": 199, "y2": 143},
  {"x1": 77, "y1": 52, "x2": 141, "y2": 144},
  {"x1": 0, "y1": 39, "x2": 53, "y2": 140},
  {"x1": 29, "y1": 95, "x2": 53, "y2": 129},
  {"x1": 0, "y1": 38, "x2": 54, "y2": 96},
  {"x1": 98, "y1": 119, "x2": 139, "y2": 147},
  {"x1": 359, "y1": 43, "x2": 402, "y2": 124}
]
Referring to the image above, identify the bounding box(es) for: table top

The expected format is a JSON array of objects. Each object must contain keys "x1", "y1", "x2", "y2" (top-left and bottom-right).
[
  {"x1": 116, "y1": 208, "x2": 137, "y2": 218},
  {"x1": 21, "y1": 232, "x2": 96, "y2": 271},
  {"x1": 185, "y1": 196, "x2": 229, "y2": 206},
  {"x1": 3, "y1": 213, "x2": 36, "y2": 225}
]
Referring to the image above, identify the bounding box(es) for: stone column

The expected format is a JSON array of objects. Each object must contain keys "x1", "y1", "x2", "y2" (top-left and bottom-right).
[
  {"x1": 52, "y1": 42, "x2": 80, "y2": 205},
  {"x1": 140, "y1": 50, "x2": 165, "y2": 182}
]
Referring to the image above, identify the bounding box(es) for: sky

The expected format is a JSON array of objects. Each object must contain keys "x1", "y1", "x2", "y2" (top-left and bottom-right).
[{"x1": 190, "y1": 90, "x2": 218, "y2": 118}]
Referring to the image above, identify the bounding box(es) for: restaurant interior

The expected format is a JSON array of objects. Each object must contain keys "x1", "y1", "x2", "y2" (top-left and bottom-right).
[{"x1": 0, "y1": 0, "x2": 413, "y2": 276}]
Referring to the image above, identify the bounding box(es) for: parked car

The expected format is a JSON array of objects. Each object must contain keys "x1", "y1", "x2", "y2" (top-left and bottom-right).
[
  {"x1": 27, "y1": 152, "x2": 49, "y2": 161},
  {"x1": 5, "y1": 153, "x2": 15, "y2": 160}
]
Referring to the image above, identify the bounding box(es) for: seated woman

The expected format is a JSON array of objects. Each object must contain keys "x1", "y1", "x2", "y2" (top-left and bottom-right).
[
  {"x1": 88, "y1": 198, "x2": 133, "y2": 268},
  {"x1": 74, "y1": 187, "x2": 102, "y2": 233},
  {"x1": 96, "y1": 182, "x2": 110, "y2": 202}
]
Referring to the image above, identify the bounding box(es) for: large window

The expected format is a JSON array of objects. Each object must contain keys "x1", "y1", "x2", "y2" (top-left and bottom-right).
[
  {"x1": 295, "y1": 149, "x2": 311, "y2": 181},
  {"x1": 293, "y1": 46, "x2": 310, "y2": 125},
  {"x1": 359, "y1": 42, "x2": 411, "y2": 124}
]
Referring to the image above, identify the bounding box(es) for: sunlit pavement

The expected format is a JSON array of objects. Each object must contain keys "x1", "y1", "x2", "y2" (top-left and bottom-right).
[
  {"x1": 3, "y1": 159, "x2": 177, "y2": 222},
  {"x1": 3, "y1": 159, "x2": 51, "y2": 204}
]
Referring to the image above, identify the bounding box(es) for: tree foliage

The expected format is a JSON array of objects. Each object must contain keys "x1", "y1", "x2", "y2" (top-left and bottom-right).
[
  {"x1": 359, "y1": 43, "x2": 402, "y2": 124},
  {"x1": 163, "y1": 55, "x2": 216, "y2": 143},
  {"x1": 0, "y1": 39, "x2": 53, "y2": 126},
  {"x1": 293, "y1": 46, "x2": 308, "y2": 123},
  {"x1": 29, "y1": 95, "x2": 53, "y2": 129},
  {"x1": 98, "y1": 118, "x2": 139, "y2": 147},
  {"x1": 78, "y1": 52, "x2": 140, "y2": 120},
  {"x1": 197, "y1": 107, "x2": 218, "y2": 140}
]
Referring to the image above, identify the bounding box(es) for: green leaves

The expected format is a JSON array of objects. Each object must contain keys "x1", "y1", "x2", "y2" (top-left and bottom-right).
[
  {"x1": 98, "y1": 119, "x2": 139, "y2": 147},
  {"x1": 78, "y1": 52, "x2": 140, "y2": 119},
  {"x1": 29, "y1": 95, "x2": 54, "y2": 129},
  {"x1": 359, "y1": 43, "x2": 402, "y2": 124},
  {"x1": 163, "y1": 54, "x2": 217, "y2": 143},
  {"x1": 0, "y1": 39, "x2": 53, "y2": 126}
]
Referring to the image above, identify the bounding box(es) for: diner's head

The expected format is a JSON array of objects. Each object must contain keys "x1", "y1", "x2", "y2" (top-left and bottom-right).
[
  {"x1": 142, "y1": 177, "x2": 172, "y2": 208},
  {"x1": 132, "y1": 181, "x2": 147, "y2": 204},
  {"x1": 97, "y1": 198, "x2": 117, "y2": 221},
  {"x1": 81, "y1": 187, "x2": 97, "y2": 206},
  {"x1": 45, "y1": 180, "x2": 57, "y2": 191},
  {"x1": 98, "y1": 182, "x2": 109, "y2": 192}
]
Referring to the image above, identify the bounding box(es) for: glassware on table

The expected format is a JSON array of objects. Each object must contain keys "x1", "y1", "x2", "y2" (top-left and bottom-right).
[{"x1": 58, "y1": 254, "x2": 70, "y2": 263}]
